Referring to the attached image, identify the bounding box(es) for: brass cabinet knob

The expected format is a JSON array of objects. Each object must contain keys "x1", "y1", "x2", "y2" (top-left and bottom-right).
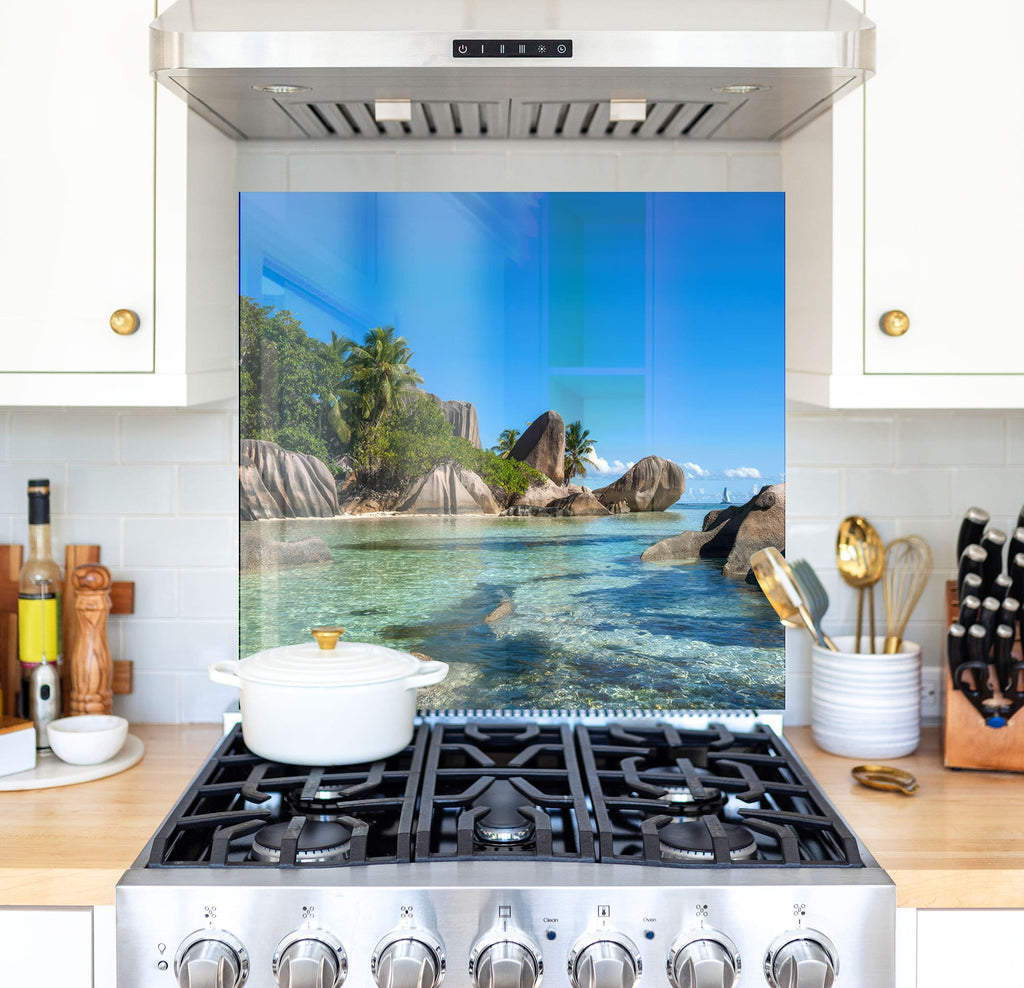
[
  {"x1": 880, "y1": 310, "x2": 910, "y2": 337},
  {"x1": 109, "y1": 308, "x2": 140, "y2": 336}
]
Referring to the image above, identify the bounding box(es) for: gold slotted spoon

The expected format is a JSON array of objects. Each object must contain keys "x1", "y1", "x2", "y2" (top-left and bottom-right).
[{"x1": 836, "y1": 516, "x2": 886, "y2": 653}]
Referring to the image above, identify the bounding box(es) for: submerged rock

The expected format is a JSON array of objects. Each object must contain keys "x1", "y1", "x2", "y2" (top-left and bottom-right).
[
  {"x1": 593, "y1": 455, "x2": 686, "y2": 513},
  {"x1": 641, "y1": 483, "x2": 786, "y2": 579},
  {"x1": 484, "y1": 599, "x2": 516, "y2": 623},
  {"x1": 240, "y1": 528, "x2": 334, "y2": 573}
]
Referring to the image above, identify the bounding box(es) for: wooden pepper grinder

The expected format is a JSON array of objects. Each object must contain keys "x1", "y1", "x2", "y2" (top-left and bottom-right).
[{"x1": 69, "y1": 564, "x2": 113, "y2": 715}]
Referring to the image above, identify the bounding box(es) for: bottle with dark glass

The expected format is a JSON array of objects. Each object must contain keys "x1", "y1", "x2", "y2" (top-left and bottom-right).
[{"x1": 18, "y1": 479, "x2": 62, "y2": 727}]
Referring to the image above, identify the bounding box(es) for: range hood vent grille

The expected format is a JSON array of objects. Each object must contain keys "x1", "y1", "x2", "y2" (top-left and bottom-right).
[{"x1": 279, "y1": 99, "x2": 738, "y2": 140}]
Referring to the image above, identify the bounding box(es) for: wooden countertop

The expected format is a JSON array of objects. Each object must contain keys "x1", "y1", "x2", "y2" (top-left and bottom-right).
[
  {"x1": 786, "y1": 726, "x2": 1024, "y2": 908},
  {"x1": 0, "y1": 725, "x2": 1020, "y2": 909}
]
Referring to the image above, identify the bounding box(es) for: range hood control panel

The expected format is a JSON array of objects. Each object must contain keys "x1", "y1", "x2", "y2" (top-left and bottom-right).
[{"x1": 452, "y1": 40, "x2": 573, "y2": 57}]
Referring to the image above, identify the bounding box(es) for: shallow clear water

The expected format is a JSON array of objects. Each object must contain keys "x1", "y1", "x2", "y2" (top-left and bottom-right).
[{"x1": 239, "y1": 507, "x2": 784, "y2": 711}]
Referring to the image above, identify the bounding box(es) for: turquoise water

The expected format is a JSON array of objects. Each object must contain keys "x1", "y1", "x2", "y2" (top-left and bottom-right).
[{"x1": 239, "y1": 507, "x2": 784, "y2": 711}]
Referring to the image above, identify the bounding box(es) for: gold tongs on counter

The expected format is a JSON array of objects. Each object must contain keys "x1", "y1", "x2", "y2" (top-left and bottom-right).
[{"x1": 851, "y1": 764, "x2": 919, "y2": 795}]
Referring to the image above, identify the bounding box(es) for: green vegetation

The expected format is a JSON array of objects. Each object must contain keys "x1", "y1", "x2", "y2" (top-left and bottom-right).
[
  {"x1": 491, "y1": 428, "x2": 521, "y2": 458},
  {"x1": 239, "y1": 297, "x2": 542, "y2": 501},
  {"x1": 564, "y1": 420, "x2": 598, "y2": 481}
]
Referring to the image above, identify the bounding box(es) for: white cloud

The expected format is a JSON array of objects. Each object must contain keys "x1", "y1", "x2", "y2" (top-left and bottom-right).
[
  {"x1": 682, "y1": 461, "x2": 710, "y2": 478},
  {"x1": 724, "y1": 466, "x2": 762, "y2": 479},
  {"x1": 587, "y1": 456, "x2": 635, "y2": 476}
]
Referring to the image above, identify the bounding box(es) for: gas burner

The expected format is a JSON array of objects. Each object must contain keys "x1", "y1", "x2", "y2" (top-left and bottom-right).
[
  {"x1": 657, "y1": 785, "x2": 728, "y2": 818},
  {"x1": 472, "y1": 780, "x2": 536, "y2": 845},
  {"x1": 657, "y1": 821, "x2": 758, "y2": 863},
  {"x1": 250, "y1": 820, "x2": 352, "y2": 864}
]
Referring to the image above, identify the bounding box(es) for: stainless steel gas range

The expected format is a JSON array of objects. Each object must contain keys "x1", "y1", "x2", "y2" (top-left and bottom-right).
[{"x1": 116, "y1": 715, "x2": 894, "y2": 988}]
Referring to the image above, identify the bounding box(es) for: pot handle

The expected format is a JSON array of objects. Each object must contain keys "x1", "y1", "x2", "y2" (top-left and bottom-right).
[
  {"x1": 209, "y1": 660, "x2": 243, "y2": 689},
  {"x1": 405, "y1": 659, "x2": 449, "y2": 690}
]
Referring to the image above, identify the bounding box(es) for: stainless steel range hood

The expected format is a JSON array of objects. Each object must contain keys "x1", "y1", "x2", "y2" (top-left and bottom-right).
[{"x1": 151, "y1": 0, "x2": 874, "y2": 142}]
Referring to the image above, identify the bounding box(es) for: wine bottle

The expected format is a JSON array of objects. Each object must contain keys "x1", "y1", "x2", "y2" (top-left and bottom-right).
[{"x1": 18, "y1": 479, "x2": 62, "y2": 727}]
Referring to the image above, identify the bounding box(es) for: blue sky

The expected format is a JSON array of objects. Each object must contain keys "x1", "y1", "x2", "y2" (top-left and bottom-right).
[{"x1": 240, "y1": 192, "x2": 784, "y2": 495}]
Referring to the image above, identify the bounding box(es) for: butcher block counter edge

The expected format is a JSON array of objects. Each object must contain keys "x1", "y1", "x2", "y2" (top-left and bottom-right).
[{"x1": 0, "y1": 724, "x2": 1019, "y2": 908}]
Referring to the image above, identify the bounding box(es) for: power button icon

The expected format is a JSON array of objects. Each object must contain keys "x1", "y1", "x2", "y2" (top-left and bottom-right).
[{"x1": 457, "y1": 44, "x2": 468, "y2": 54}]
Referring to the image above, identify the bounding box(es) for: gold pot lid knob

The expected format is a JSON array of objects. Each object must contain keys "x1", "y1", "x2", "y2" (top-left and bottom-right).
[
  {"x1": 109, "y1": 308, "x2": 140, "y2": 336},
  {"x1": 311, "y1": 626, "x2": 346, "y2": 650},
  {"x1": 880, "y1": 310, "x2": 910, "y2": 337}
]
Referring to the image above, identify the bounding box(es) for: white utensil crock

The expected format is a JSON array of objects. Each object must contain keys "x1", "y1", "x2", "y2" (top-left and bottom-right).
[
  {"x1": 209, "y1": 639, "x2": 448, "y2": 765},
  {"x1": 810, "y1": 635, "x2": 921, "y2": 759}
]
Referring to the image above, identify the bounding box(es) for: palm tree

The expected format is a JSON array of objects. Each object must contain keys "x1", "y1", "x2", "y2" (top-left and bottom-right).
[
  {"x1": 492, "y1": 428, "x2": 521, "y2": 458},
  {"x1": 347, "y1": 326, "x2": 424, "y2": 430},
  {"x1": 321, "y1": 330, "x2": 356, "y2": 447},
  {"x1": 564, "y1": 420, "x2": 598, "y2": 481}
]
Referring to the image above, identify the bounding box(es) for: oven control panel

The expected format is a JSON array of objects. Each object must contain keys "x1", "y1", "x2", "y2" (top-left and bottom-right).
[{"x1": 117, "y1": 873, "x2": 892, "y2": 987}]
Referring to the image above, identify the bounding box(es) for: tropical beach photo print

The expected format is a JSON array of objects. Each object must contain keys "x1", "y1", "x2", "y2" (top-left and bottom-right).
[{"x1": 238, "y1": 191, "x2": 786, "y2": 711}]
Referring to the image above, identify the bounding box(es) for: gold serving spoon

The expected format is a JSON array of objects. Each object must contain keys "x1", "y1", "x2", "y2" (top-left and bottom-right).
[
  {"x1": 836, "y1": 516, "x2": 886, "y2": 653},
  {"x1": 750, "y1": 547, "x2": 838, "y2": 651}
]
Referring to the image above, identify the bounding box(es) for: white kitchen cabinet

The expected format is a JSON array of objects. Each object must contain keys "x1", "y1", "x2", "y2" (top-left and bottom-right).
[
  {"x1": 784, "y1": 0, "x2": 1024, "y2": 408},
  {"x1": 0, "y1": 906, "x2": 94, "y2": 987},
  {"x1": 0, "y1": 1, "x2": 237, "y2": 407}
]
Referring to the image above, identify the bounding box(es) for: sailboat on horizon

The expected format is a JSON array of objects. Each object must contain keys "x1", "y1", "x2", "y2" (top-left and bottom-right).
[{"x1": 719, "y1": 486, "x2": 732, "y2": 505}]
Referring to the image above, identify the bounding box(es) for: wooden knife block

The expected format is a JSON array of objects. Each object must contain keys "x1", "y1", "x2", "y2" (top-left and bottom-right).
[
  {"x1": 0, "y1": 545, "x2": 134, "y2": 718},
  {"x1": 943, "y1": 580, "x2": 1024, "y2": 772}
]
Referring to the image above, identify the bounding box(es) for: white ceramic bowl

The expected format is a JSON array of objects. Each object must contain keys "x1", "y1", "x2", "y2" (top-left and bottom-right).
[{"x1": 47, "y1": 715, "x2": 128, "y2": 765}]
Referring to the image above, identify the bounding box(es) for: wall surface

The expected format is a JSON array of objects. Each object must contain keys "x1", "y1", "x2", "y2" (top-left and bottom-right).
[{"x1": 3, "y1": 141, "x2": 1020, "y2": 723}]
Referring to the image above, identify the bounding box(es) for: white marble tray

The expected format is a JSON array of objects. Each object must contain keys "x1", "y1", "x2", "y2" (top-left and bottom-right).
[{"x1": 0, "y1": 734, "x2": 144, "y2": 790}]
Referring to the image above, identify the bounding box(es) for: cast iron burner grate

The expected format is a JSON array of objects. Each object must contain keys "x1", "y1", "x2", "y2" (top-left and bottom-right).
[
  {"x1": 145, "y1": 724, "x2": 427, "y2": 867},
  {"x1": 142, "y1": 720, "x2": 863, "y2": 870}
]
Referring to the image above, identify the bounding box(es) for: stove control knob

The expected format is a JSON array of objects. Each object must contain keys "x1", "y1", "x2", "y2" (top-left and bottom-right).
[
  {"x1": 175, "y1": 930, "x2": 249, "y2": 988},
  {"x1": 372, "y1": 931, "x2": 445, "y2": 988},
  {"x1": 764, "y1": 931, "x2": 838, "y2": 988},
  {"x1": 470, "y1": 933, "x2": 543, "y2": 988},
  {"x1": 273, "y1": 932, "x2": 346, "y2": 988},
  {"x1": 568, "y1": 934, "x2": 641, "y2": 988},
  {"x1": 668, "y1": 932, "x2": 740, "y2": 988}
]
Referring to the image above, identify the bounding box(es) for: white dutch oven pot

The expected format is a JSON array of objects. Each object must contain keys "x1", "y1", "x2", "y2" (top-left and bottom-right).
[{"x1": 209, "y1": 627, "x2": 448, "y2": 765}]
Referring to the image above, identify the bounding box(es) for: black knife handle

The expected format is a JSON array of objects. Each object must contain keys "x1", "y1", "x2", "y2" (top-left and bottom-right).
[
  {"x1": 1008, "y1": 527, "x2": 1024, "y2": 568},
  {"x1": 1017, "y1": 504, "x2": 1024, "y2": 535},
  {"x1": 977, "y1": 596, "x2": 1002, "y2": 652},
  {"x1": 966, "y1": 623, "x2": 992, "y2": 680},
  {"x1": 958, "y1": 545, "x2": 989, "y2": 599},
  {"x1": 980, "y1": 529, "x2": 1008, "y2": 587},
  {"x1": 994, "y1": 624, "x2": 1016, "y2": 694},
  {"x1": 946, "y1": 623, "x2": 967, "y2": 688},
  {"x1": 958, "y1": 594, "x2": 982, "y2": 629},
  {"x1": 997, "y1": 596, "x2": 1020, "y2": 632},
  {"x1": 957, "y1": 507, "x2": 990, "y2": 562},
  {"x1": 990, "y1": 573, "x2": 1014, "y2": 604},
  {"x1": 1011, "y1": 553, "x2": 1024, "y2": 603}
]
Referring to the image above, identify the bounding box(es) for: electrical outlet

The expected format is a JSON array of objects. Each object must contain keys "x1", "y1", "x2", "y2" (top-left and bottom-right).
[{"x1": 920, "y1": 668, "x2": 942, "y2": 719}]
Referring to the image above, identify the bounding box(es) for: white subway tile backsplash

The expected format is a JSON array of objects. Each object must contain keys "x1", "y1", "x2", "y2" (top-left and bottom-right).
[
  {"x1": 951, "y1": 468, "x2": 1024, "y2": 521},
  {"x1": 0, "y1": 411, "x2": 8, "y2": 460},
  {"x1": 179, "y1": 672, "x2": 239, "y2": 724},
  {"x1": 32, "y1": 516, "x2": 124, "y2": 569},
  {"x1": 123, "y1": 618, "x2": 236, "y2": 672},
  {"x1": 180, "y1": 465, "x2": 238, "y2": 515},
  {"x1": 508, "y1": 153, "x2": 618, "y2": 191},
  {"x1": 397, "y1": 153, "x2": 507, "y2": 191},
  {"x1": 784, "y1": 468, "x2": 840, "y2": 518},
  {"x1": 117, "y1": 568, "x2": 180, "y2": 619},
  {"x1": 179, "y1": 569, "x2": 238, "y2": 619},
  {"x1": 616, "y1": 153, "x2": 727, "y2": 192},
  {"x1": 113, "y1": 671, "x2": 181, "y2": 724},
  {"x1": 123, "y1": 517, "x2": 236, "y2": 567},
  {"x1": 898, "y1": 413, "x2": 1006, "y2": 466},
  {"x1": 120, "y1": 412, "x2": 230, "y2": 464},
  {"x1": 843, "y1": 468, "x2": 951, "y2": 518},
  {"x1": 68, "y1": 465, "x2": 176, "y2": 515},
  {"x1": 787, "y1": 415, "x2": 892, "y2": 466},
  {"x1": 288, "y1": 153, "x2": 398, "y2": 192},
  {"x1": 1008, "y1": 416, "x2": 1024, "y2": 464},
  {"x1": 0, "y1": 464, "x2": 66, "y2": 514},
  {"x1": 9, "y1": 412, "x2": 117, "y2": 462},
  {"x1": 729, "y1": 154, "x2": 783, "y2": 191}
]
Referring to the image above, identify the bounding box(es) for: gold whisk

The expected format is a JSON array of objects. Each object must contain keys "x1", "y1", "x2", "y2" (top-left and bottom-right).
[{"x1": 882, "y1": 535, "x2": 933, "y2": 654}]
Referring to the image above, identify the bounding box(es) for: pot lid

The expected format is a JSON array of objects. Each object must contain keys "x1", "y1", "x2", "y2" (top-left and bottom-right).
[{"x1": 238, "y1": 630, "x2": 425, "y2": 687}]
